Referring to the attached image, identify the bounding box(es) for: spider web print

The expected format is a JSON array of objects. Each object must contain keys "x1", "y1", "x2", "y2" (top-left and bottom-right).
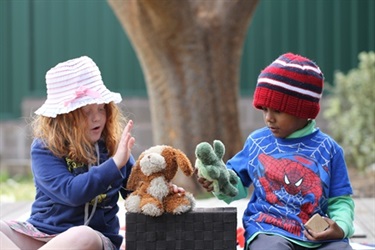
[
  {"x1": 248, "y1": 131, "x2": 338, "y2": 172},
  {"x1": 241, "y1": 129, "x2": 351, "y2": 240}
]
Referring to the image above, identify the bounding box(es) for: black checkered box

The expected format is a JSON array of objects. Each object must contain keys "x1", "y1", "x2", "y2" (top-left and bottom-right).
[{"x1": 125, "y1": 207, "x2": 237, "y2": 250}]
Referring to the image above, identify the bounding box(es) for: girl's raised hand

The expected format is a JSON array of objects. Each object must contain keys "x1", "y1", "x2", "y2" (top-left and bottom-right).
[{"x1": 113, "y1": 120, "x2": 135, "y2": 169}]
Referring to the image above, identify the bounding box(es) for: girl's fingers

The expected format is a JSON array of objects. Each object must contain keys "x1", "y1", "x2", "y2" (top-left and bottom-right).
[
  {"x1": 126, "y1": 120, "x2": 133, "y2": 133},
  {"x1": 169, "y1": 183, "x2": 186, "y2": 194},
  {"x1": 123, "y1": 120, "x2": 133, "y2": 139},
  {"x1": 113, "y1": 120, "x2": 135, "y2": 168},
  {"x1": 128, "y1": 136, "x2": 135, "y2": 150},
  {"x1": 121, "y1": 120, "x2": 134, "y2": 147}
]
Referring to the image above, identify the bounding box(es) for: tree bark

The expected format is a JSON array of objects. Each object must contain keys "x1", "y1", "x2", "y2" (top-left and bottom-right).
[{"x1": 108, "y1": 0, "x2": 258, "y2": 190}]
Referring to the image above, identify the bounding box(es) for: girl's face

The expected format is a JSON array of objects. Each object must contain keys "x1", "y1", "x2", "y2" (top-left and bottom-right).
[
  {"x1": 82, "y1": 104, "x2": 107, "y2": 143},
  {"x1": 261, "y1": 107, "x2": 308, "y2": 138}
]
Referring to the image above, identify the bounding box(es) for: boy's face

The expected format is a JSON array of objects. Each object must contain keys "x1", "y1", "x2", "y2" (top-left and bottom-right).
[
  {"x1": 82, "y1": 103, "x2": 107, "y2": 143},
  {"x1": 261, "y1": 107, "x2": 309, "y2": 138}
]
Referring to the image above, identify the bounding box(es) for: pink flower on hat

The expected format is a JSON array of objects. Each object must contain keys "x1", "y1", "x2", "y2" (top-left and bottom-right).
[{"x1": 63, "y1": 86, "x2": 101, "y2": 107}]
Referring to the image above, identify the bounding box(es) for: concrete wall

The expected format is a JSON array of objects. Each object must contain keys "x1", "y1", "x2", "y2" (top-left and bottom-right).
[{"x1": 0, "y1": 98, "x2": 329, "y2": 175}]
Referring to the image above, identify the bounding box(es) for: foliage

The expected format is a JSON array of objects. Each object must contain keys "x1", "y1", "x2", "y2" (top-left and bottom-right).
[
  {"x1": 0, "y1": 171, "x2": 35, "y2": 201},
  {"x1": 324, "y1": 51, "x2": 375, "y2": 171}
]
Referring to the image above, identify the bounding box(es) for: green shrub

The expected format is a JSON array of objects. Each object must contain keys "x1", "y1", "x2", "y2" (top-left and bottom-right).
[{"x1": 324, "y1": 51, "x2": 375, "y2": 171}]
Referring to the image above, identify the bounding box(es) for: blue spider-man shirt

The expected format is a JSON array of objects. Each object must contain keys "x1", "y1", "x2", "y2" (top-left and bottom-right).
[{"x1": 226, "y1": 127, "x2": 353, "y2": 244}]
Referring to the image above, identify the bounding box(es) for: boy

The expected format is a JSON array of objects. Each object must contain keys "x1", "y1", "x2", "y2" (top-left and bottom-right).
[{"x1": 197, "y1": 53, "x2": 354, "y2": 250}]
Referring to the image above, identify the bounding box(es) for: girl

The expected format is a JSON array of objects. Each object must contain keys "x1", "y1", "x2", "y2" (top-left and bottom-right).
[{"x1": 1, "y1": 56, "x2": 155, "y2": 250}]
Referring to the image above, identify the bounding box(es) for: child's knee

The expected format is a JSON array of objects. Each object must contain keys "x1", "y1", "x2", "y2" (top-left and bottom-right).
[
  {"x1": 0, "y1": 221, "x2": 13, "y2": 236},
  {"x1": 64, "y1": 226, "x2": 102, "y2": 249}
]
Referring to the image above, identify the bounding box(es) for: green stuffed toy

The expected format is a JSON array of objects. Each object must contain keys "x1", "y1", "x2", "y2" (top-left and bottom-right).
[{"x1": 195, "y1": 140, "x2": 239, "y2": 197}]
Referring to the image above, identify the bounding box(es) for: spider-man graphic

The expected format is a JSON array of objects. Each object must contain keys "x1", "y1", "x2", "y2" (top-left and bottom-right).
[{"x1": 256, "y1": 153, "x2": 323, "y2": 235}]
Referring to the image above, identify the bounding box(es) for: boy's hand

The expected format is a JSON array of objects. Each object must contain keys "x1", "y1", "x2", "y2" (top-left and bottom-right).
[
  {"x1": 196, "y1": 169, "x2": 214, "y2": 192},
  {"x1": 195, "y1": 140, "x2": 238, "y2": 197},
  {"x1": 304, "y1": 217, "x2": 345, "y2": 241}
]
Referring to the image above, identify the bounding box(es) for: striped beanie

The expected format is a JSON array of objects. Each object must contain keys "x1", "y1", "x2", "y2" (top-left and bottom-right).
[
  {"x1": 253, "y1": 53, "x2": 324, "y2": 119},
  {"x1": 35, "y1": 56, "x2": 122, "y2": 118}
]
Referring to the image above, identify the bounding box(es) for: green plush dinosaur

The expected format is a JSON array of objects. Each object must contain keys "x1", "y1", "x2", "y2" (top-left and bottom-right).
[{"x1": 195, "y1": 140, "x2": 239, "y2": 197}]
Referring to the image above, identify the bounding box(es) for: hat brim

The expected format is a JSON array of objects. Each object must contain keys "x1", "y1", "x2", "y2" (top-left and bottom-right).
[{"x1": 35, "y1": 92, "x2": 122, "y2": 118}]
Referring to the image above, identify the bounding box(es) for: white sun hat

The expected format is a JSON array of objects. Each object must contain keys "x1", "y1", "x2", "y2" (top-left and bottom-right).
[{"x1": 35, "y1": 56, "x2": 122, "y2": 118}]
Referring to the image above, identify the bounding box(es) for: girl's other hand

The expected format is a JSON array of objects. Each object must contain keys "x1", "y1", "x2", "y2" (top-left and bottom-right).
[
  {"x1": 169, "y1": 183, "x2": 186, "y2": 194},
  {"x1": 113, "y1": 120, "x2": 135, "y2": 169}
]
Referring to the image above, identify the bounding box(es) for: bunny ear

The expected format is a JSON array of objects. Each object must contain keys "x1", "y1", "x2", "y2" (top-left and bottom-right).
[
  {"x1": 126, "y1": 158, "x2": 146, "y2": 190},
  {"x1": 175, "y1": 149, "x2": 194, "y2": 177}
]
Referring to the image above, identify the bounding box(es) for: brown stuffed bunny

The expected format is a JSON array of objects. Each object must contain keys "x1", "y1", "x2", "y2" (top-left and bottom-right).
[{"x1": 125, "y1": 145, "x2": 196, "y2": 217}]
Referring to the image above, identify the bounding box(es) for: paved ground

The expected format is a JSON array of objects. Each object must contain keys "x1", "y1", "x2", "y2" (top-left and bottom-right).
[{"x1": 1, "y1": 198, "x2": 374, "y2": 249}]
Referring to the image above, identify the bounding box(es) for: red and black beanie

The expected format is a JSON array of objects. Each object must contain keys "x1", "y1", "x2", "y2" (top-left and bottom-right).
[{"x1": 253, "y1": 53, "x2": 324, "y2": 119}]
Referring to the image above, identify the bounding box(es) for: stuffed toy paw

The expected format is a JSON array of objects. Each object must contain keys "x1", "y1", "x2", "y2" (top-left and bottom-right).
[{"x1": 195, "y1": 140, "x2": 238, "y2": 197}]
